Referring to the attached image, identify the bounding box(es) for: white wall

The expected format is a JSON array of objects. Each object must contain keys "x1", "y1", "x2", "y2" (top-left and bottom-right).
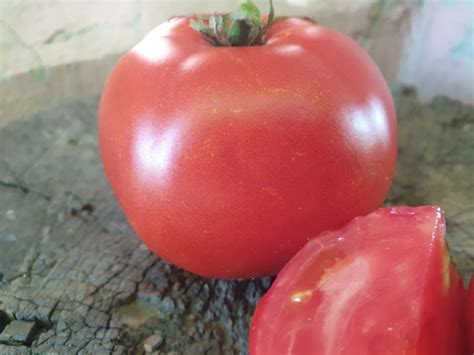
[{"x1": 399, "y1": 0, "x2": 474, "y2": 104}]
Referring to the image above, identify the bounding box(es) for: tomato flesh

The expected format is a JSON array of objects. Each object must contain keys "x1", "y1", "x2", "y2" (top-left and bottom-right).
[
  {"x1": 250, "y1": 206, "x2": 468, "y2": 355},
  {"x1": 98, "y1": 17, "x2": 397, "y2": 278}
]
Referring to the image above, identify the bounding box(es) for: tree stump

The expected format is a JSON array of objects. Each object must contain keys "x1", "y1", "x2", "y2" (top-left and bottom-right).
[{"x1": 0, "y1": 87, "x2": 473, "y2": 354}]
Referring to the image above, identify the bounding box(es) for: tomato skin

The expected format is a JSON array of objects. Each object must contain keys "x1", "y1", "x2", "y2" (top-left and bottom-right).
[
  {"x1": 250, "y1": 206, "x2": 468, "y2": 355},
  {"x1": 469, "y1": 276, "x2": 474, "y2": 353},
  {"x1": 98, "y1": 17, "x2": 397, "y2": 278}
]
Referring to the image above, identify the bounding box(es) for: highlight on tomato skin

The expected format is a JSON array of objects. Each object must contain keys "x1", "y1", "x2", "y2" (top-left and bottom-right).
[{"x1": 249, "y1": 206, "x2": 468, "y2": 355}]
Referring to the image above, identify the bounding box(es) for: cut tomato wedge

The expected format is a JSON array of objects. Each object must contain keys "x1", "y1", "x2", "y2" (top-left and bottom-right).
[{"x1": 250, "y1": 206, "x2": 468, "y2": 355}]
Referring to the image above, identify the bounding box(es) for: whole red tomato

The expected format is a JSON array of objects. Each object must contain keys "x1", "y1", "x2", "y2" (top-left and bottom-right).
[
  {"x1": 99, "y1": 13, "x2": 397, "y2": 278},
  {"x1": 250, "y1": 206, "x2": 468, "y2": 355}
]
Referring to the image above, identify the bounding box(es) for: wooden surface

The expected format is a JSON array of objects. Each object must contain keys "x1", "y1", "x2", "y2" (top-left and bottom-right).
[{"x1": 0, "y1": 87, "x2": 473, "y2": 354}]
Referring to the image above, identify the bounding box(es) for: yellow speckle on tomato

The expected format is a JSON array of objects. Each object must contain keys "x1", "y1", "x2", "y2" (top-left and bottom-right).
[
  {"x1": 261, "y1": 187, "x2": 283, "y2": 201},
  {"x1": 269, "y1": 87, "x2": 288, "y2": 93}
]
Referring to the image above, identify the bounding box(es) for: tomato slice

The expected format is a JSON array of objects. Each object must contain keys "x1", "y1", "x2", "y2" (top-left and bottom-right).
[
  {"x1": 250, "y1": 206, "x2": 468, "y2": 355},
  {"x1": 468, "y1": 276, "x2": 474, "y2": 353}
]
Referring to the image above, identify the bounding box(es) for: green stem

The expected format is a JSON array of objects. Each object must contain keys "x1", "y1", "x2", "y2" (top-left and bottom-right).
[
  {"x1": 261, "y1": 0, "x2": 274, "y2": 41},
  {"x1": 190, "y1": 0, "x2": 275, "y2": 47}
]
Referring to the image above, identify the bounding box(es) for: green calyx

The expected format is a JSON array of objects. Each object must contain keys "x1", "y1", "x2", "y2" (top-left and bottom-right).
[{"x1": 190, "y1": 0, "x2": 274, "y2": 47}]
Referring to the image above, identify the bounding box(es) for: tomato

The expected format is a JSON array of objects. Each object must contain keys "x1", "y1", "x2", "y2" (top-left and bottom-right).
[
  {"x1": 98, "y1": 14, "x2": 397, "y2": 278},
  {"x1": 468, "y1": 276, "x2": 474, "y2": 353},
  {"x1": 250, "y1": 206, "x2": 468, "y2": 354}
]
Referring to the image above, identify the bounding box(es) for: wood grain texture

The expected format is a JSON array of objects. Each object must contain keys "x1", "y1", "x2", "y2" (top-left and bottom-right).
[{"x1": 0, "y1": 87, "x2": 473, "y2": 354}]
